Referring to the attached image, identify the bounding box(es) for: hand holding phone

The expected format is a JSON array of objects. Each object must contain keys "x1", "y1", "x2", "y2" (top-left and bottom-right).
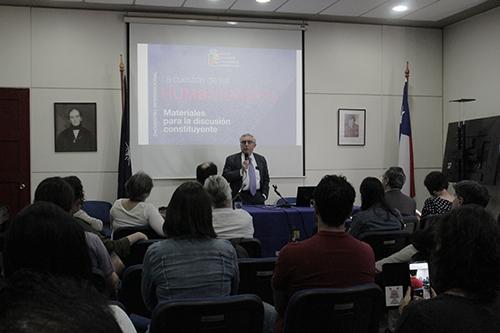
[{"x1": 409, "y1": 262, "x2": 431, "y2": 299}]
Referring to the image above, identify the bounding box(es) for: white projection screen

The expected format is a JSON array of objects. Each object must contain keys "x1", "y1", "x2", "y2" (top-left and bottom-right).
[{"x1": 128, "y1": 20, "x2": 304, "y2": 179}]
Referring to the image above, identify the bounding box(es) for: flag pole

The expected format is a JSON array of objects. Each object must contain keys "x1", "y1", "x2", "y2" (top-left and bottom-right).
[
  {"x1": 120, "y1": 54, "x2": 125, "y2": 110},
  {"x1": 398, "y1": 61, "x2": 415, "y2": 197}
]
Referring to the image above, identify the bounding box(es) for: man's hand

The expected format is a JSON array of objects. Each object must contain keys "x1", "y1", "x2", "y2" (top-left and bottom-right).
[{"x1": 242, "y1": 159, "x2": 249, "y2": 172}]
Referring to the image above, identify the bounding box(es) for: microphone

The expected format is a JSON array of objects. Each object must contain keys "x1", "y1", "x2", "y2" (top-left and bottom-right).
[
  {"x1": 244, "y1": 152, "x2": 249, "y2": 160},
  {"x1": 273, "y1": 184, "x2": 291, "y2": 208}
]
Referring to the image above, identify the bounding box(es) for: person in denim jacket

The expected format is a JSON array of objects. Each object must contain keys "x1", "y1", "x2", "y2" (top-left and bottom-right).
[{"x1": 141, "y1": 181, "x2": 239, "y2": 310}]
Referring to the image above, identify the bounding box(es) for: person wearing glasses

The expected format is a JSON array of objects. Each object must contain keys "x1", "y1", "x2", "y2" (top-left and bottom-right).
[{"x1": 222, "y1": 133, "x2": 270, "y2": 205}]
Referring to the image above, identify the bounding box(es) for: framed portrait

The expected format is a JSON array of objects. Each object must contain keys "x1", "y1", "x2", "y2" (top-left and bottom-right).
[
  {"x1": 54, "y1": 103, "x2": 97, "y2": 152},
  {"x1": 338, "y1": 108, "x2": 366, "y2": 146}
]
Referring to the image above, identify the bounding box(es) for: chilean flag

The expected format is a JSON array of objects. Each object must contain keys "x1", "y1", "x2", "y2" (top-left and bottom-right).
[{"x1": 398, "y1": 78, "x2": 415, "y2": 197}]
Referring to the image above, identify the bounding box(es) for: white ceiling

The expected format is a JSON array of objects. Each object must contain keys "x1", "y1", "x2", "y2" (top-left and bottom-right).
[{"x1": 1, "y1": 0, "x2": 499, "y2": 27}]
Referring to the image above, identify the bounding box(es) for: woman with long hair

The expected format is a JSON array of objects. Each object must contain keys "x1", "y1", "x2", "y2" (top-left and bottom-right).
[{"x1": 349, "y1": 177, "x2": 403, "y2": 238}]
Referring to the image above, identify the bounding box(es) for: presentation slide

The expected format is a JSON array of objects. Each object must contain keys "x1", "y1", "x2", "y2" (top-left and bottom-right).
[
  {"x1": 138, "y1": 44, "x2": 299, "y2": 146},
  {"x1": 129, "y1": 22, "x2": 304, "y2": 179}
]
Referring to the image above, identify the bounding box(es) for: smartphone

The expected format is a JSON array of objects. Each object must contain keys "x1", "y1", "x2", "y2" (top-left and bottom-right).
[
  {"x1": 382, "y1": 263, "x2": 410, "y2": 307},
  {"x1": 409, "y1": 262, "x2": 431, "y2": 299}
]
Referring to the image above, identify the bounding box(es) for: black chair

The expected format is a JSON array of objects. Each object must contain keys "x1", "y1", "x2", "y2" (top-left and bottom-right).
[
  {"x1": 113, "y1": 225, "x2": 164, "y2": 240},
  {"x1": 419, "y1": 214, "x2": 441, "y2": 230},
  {"x1": 118, "y1": 264, "x2": 151, "y2": 318},
  {"x1": 238, "y1": 257, "x2": 277, "y2": 305},
  {"x1": 81, "y1": 200, "x2": 112, "y2": 237},
  {"x1": 283, "y1": 283, "x2": 383, "y2": 333},
  {"x1": 149, "y1": 294, "x2": 264, "y2": 333},
  {"x1": 402, "y1": 216, "x2": 419, "y2": 233},
  {"x1": 124, "y1": 239, "x2": 158, "y2": 267},
  {"x1": 358, "y1": 230, "x2": 411, "y2": 261},
  {"x1": 230, "y1": 238, "x2": 262, "y2": 258}
]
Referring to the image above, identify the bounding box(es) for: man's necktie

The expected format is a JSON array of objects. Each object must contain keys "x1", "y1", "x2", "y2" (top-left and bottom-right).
[{"x1": 248, "y1": 159, "x2": 257, "y2": 196}]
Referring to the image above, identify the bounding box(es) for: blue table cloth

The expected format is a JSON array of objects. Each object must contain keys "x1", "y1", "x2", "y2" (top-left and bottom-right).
[{"x1": 243, "y1": 205, "x2": 316, "y2": 257}]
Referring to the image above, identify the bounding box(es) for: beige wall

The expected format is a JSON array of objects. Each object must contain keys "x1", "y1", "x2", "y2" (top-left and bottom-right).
[{"x1": 0, "y1": 6, "x2": 444, "y2": 209}]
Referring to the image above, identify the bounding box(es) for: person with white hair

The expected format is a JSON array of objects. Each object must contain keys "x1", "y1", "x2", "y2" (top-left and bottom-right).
[{"x1": 204, "y1": 175, "x2": 254, "y2": 239}]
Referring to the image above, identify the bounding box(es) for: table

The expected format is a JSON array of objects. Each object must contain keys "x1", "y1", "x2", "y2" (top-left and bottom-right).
[{"x1": 243, "y1": 205, "x2": 316, "y2": 257}]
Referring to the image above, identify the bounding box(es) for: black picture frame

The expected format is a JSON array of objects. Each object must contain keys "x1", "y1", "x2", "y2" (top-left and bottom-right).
[
  {"x1": 338, "y1": 108, "x2": 366, "y2": 146},
  {"x1": 54, "y1": 102, "x2": 97, "y2": 152}
]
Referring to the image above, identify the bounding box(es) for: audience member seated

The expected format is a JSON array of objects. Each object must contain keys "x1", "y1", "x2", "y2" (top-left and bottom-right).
[
  {"x1": 349, "y1": 177, "x2": 403, "y2": 238},
  {"x1": 376, "y1": 179, "x2": 490, "y2": 273},
  {"x1": 32, "y1": 178, "x2": 120, "y2": 290},
  {"x1": 421, "y1": 171, "x2": 454, "y2": 219},
  {"x1": 141, "y1": 181, "x2": 239, "y2": 309},
  {"x1": 272, "y1": 175, "x2": 376, "y2": 333},
  {"x1": 2, "y1": 202, "x2": 135, "y2": 332},
  {"x1": 111, "y1": 171, "x2": 165, "y2": 237},
  {"x1": 60, "y1": 176, "x2": 147, "y2": 272},
  {"x1": 0, "y1": 271, "x2": 129, "y2": 333},
  {"x1": 383, "y1": 167, "x2": 416, "y2": 216},
  {"x1": 396, "y1": 205, "x2": 500, "y2": 332},
  {"x1": 62, "y1": 176, "x2": 103, "y2": 232},
  {"x1": 452, "y1": 179, "x2": 490, "y2": 209},
  {"x1": 196, "y1": 161, "x2": 218, "y2": 185},
  {"x1": 203, "y1": 175, "x2": 254, "y2": 239},
  {"x1": 142, "y1": 181, "x2": 276, "y2": 333}
]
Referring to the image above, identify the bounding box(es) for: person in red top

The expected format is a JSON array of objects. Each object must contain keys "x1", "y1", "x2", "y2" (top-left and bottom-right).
[{"x1": 272, "y1": 175, "x2": 376, "y2": 333}]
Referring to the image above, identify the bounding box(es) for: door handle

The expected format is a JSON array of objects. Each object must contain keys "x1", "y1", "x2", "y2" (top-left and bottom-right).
[{"x1": 19, "y1": 183, "x2": 26, "y2": 190}]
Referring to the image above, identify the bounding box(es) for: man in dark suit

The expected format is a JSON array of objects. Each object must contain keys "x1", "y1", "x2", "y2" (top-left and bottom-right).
[
  {"x1": 222, "y1": 133, "x2": 269, "y2": 205},
  {"x1": 383, "y1": 166, "x2": 416, "y2": 216}
]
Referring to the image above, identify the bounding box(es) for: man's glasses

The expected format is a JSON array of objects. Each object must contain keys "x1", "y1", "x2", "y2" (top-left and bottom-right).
[{"x1": 240, "y1": 140, "x2": 255, "y2": 145}]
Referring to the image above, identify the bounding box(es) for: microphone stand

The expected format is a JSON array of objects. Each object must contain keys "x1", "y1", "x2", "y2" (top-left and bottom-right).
[{"x1": 273, "y1": 185, "x2": 291, "y2": 208}]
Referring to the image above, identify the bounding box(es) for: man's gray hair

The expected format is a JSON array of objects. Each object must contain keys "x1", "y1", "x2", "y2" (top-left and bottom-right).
[
  {"x1": 204, "y1": 175, "x2": 232, "y2": 208},
  {"x1": 383, "y1": 167, "x2": 406, "y2": 190},
  {"x1": 240, "y1": 133, "x2": 256, "y2": 143}
]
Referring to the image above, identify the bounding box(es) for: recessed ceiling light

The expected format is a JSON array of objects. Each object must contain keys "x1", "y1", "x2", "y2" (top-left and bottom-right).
[
  {"x1": 392, "y1": 5, "x2": 408, "y2": 12},
  {"x1": 256, "y1": 0, "x2": 271, "y2": 3},
  {"x1": 227, "y1": 21, "x2": 238, "y2": 25}
]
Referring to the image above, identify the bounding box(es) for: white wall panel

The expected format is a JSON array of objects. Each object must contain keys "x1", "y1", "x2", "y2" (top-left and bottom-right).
[
  {"x1": 305, "y1": 22, "x2": 383, "y2": 95},
  {"x1": 382, "y1": 26, "x2": 442, "y2": 96},
  {"x1": 0, "y1": 6, "x2": 31, "y2": 87},
  {"x1": 31, "y1": 8, "x2": 125, "y2": 89},
  {"x1": 444, "y1": 7, "x2": 500, "y2": 125}
]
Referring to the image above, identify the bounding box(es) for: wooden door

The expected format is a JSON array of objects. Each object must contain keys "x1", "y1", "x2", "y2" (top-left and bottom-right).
[{"x1": 0, "y1": 88, "x2": 30, "y2": 217}]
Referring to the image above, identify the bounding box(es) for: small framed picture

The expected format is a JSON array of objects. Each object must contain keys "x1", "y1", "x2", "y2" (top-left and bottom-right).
[
  {"x1": 54, "y1": 103, "x2": 97, "y2": 152},
  {"x1": 338, "y1": 108, "x2": 366, "y2": 146}
]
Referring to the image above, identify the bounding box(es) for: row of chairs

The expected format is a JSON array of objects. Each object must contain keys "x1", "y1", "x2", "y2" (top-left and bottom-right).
[
  {"x1": 119, "y1": 256, "x2": 278, "y2": 318},
  {"x1": 147, "y1": 283, "x2": 382, "y2": 333}
]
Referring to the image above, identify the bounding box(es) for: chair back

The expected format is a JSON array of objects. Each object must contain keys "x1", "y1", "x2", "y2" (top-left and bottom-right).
[
  {"x1": 238, "y1": 257, "x2": 277, "y2": 304},
  {"x1": 150, "y1": 294, "x2": 264, "y2": 333},
  {"x1": 118, "y1": 264, "x2": 151, "y2": 318},
  {"x1": 113, "y1": 225, "x2": 164, "y2": 240},
  {"x1": 81, "y1": 201, "x2": 112, "y2": 236},
  {"x1": 283, "y1": 283, "x2": 383, "y2": 333},
  {"x1": 419, "y1": 214, "x2": 441, "y2": 230},
  {"x1": 358, "y1": 230, "x2": 410, "y2": 261},
  {"x1": 238, "y1": 238, "x2": 262, "y2": 258},
  {"x1": 402, "y1": 216, "x2": 419, "y2": 233},
  {"x1": 124, "y1": 239, "x2": 158, "y2": 267}
]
